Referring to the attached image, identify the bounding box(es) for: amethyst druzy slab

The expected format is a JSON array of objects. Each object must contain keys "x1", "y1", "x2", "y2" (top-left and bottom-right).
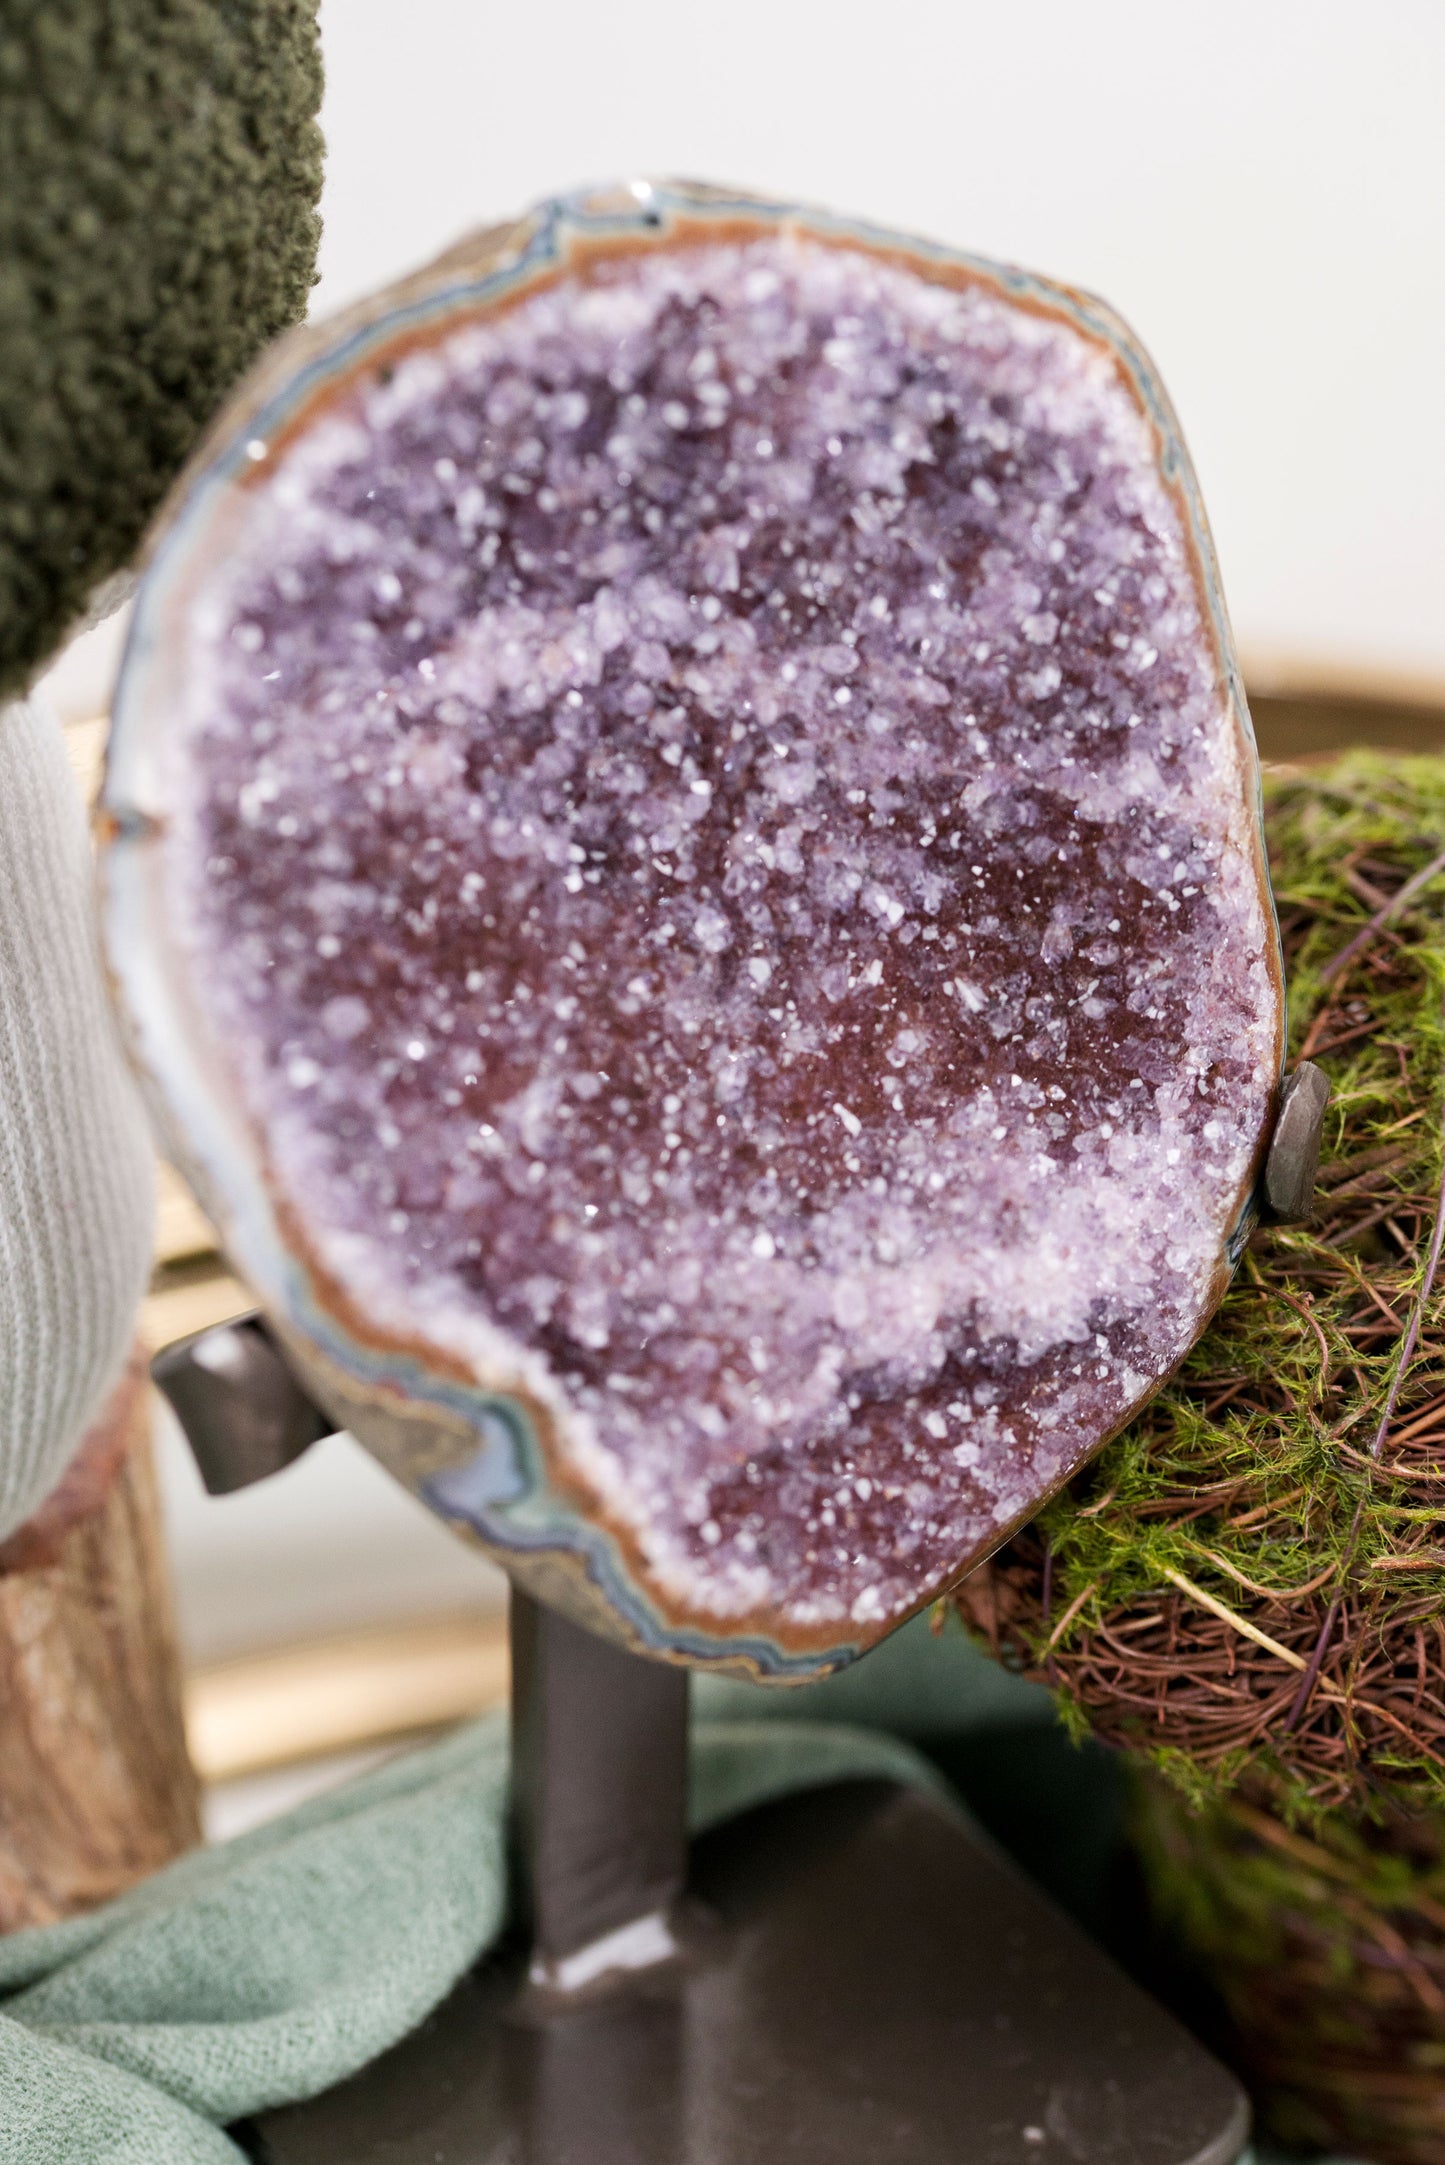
[{"x1": 102, "y1": 184, "x2": 1282, "y2": 1677}]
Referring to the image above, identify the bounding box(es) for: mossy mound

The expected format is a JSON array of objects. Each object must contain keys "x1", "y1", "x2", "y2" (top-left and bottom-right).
[
  {"x1": 1134, "y1": 1771, "x2": 1445, "y2": 2164},
  {"x1": 0, "y1": 0, "x2": 323, "y2": 697},
  {"x1": 956, "y1": 753, "x2": 1445, "y2": 1821}
]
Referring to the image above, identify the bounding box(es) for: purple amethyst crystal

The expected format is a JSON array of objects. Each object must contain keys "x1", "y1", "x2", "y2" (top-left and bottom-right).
[{"x1": 102, "y1": 187, "x2": 1282, "y2": 1675}]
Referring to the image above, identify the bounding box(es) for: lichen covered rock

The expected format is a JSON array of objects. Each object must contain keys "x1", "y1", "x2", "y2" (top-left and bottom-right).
[
  {"x1": 102, "y1": 185, "x2": 1281, "y2": 1675},
  {"x1": 0, "y1": 0, "x2": 323, "y2": 695}
]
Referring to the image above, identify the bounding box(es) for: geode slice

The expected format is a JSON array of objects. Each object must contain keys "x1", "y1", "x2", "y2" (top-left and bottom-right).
[{"x1": 102, "y1": 182, "x2": 1283, "y2": 1678}]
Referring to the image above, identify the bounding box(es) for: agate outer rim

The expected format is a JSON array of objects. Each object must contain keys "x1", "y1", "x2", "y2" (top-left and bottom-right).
[{"x1": 100, "y1": 178, "x2": 1283, "y2": 1682}]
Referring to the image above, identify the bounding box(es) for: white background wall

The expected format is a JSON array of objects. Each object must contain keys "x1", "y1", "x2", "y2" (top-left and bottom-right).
[{"x1": 48, "y1": 2, "x2": 1445, "y2": 1659}]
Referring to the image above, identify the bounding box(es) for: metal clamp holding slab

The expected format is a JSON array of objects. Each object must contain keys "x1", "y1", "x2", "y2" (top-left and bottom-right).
[
  {"x1": 1260, "y1": 1060, "x2": 1331, "y2": 1224},
  {"x1": 151, "y1": 1311, "x2": 336, "y2": 1495}
]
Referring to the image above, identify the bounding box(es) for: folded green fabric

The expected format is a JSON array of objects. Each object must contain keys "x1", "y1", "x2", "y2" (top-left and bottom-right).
[
  {"x1": 0, "y1": 1618, "x2": 1354, "y2": 2164},
  {"x1": 0, "y1": 1619, "x2": 985, "y2": 2164}
]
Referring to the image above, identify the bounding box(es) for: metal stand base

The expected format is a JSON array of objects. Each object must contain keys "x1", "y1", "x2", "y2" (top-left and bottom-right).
[{"x1": 242, "y1": 1775, "x2": 1248, "y2": 2165}]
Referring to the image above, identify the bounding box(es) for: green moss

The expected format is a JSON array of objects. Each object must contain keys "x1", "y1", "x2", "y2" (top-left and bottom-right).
[
  {"x1": 958, "y1": 753, "x2": 1445, "y2": 1820},
  {"x1": 1133, "y1": 1769, "x2": 1445, "y2": 2159},
  {"x1": 0, "y1": 0, "x2": 323, "y2": 696}
]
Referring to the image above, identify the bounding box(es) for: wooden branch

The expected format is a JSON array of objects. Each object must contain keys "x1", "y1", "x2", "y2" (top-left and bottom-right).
[{"x1": 0, "y1": 1351, "x2": 201, "y2": 1932}]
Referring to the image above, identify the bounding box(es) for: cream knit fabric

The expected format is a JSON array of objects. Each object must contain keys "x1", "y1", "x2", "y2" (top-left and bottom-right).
[{"x1": 0, "y1": 694, "x2": 154, "y2": 1541}]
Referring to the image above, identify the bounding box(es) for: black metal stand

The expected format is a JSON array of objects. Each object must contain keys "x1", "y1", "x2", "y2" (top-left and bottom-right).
[
  {"x1": 240, "y1": 1589, "x2": 1248, "y2": 2165},
  {"x1": 157, "y1": 1323, "x2": 1250, "y2": 2165}
]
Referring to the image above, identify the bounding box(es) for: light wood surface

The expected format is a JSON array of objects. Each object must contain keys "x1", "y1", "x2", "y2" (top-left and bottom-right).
[
  {"x1": 185, "y1": 1614, "x2": 510, "y2": 1783},
  {"x1": 141, "y1": 1266, "x2": 252, "y2": 1352}
]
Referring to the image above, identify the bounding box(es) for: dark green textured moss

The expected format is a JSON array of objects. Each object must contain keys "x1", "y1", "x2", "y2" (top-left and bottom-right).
[
  {"x1": 0, "y1": 0, "x2": 323, "y2": 696},
  {"x1": 1133, "y1": 1770, "x2": 1445, "y2": 2162}
]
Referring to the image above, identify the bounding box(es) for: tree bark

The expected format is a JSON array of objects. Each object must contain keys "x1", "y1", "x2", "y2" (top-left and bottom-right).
[{"x1": 0, "y1": 1350, "x2": 201, "y2": 1931}]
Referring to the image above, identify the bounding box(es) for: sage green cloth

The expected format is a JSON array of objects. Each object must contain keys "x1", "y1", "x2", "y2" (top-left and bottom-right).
[
  {"x1": 0, "y1": 1618, "x2": 1349, "y2": 2163},
  {"x1": 0, "y1": 1619, "x2": 1002, "y2": 2163}
]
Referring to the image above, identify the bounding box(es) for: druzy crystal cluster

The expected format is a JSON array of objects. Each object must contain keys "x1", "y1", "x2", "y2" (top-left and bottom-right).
[{"x1": 161, "y1": 229, "x2": 1277, "y2": 1641}]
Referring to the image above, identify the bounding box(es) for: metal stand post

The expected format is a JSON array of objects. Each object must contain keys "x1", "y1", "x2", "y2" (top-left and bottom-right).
[
  {"x1": 509, "y1": 1587, "x2": 689, "y2": 1988},
  {"x1": 242, "y1": 1586, "x2": 1249, "y2": 2165}
]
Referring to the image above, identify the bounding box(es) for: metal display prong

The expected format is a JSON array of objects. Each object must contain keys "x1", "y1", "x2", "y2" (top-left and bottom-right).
[
  {"x1": 1261, "y1": 1060, "x2": 1331, "y2": 1224},
  {"x1": 151, "y1": 1311, "x2": 336, "y2": 1494}
]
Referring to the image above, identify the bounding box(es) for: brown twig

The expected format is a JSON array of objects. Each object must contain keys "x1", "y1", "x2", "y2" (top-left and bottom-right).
[
  {"x1": 1286, "y1": 1132, "x2": 1445, "y2": 1727},
  {"x1": 1319, "y1": 845, "x2": 1445, "y2": 986}
]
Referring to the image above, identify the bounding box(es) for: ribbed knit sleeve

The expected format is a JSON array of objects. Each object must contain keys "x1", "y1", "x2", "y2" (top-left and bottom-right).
[{"x1": 0, "y1": 694, "x2": 154, "y2": 1539}]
